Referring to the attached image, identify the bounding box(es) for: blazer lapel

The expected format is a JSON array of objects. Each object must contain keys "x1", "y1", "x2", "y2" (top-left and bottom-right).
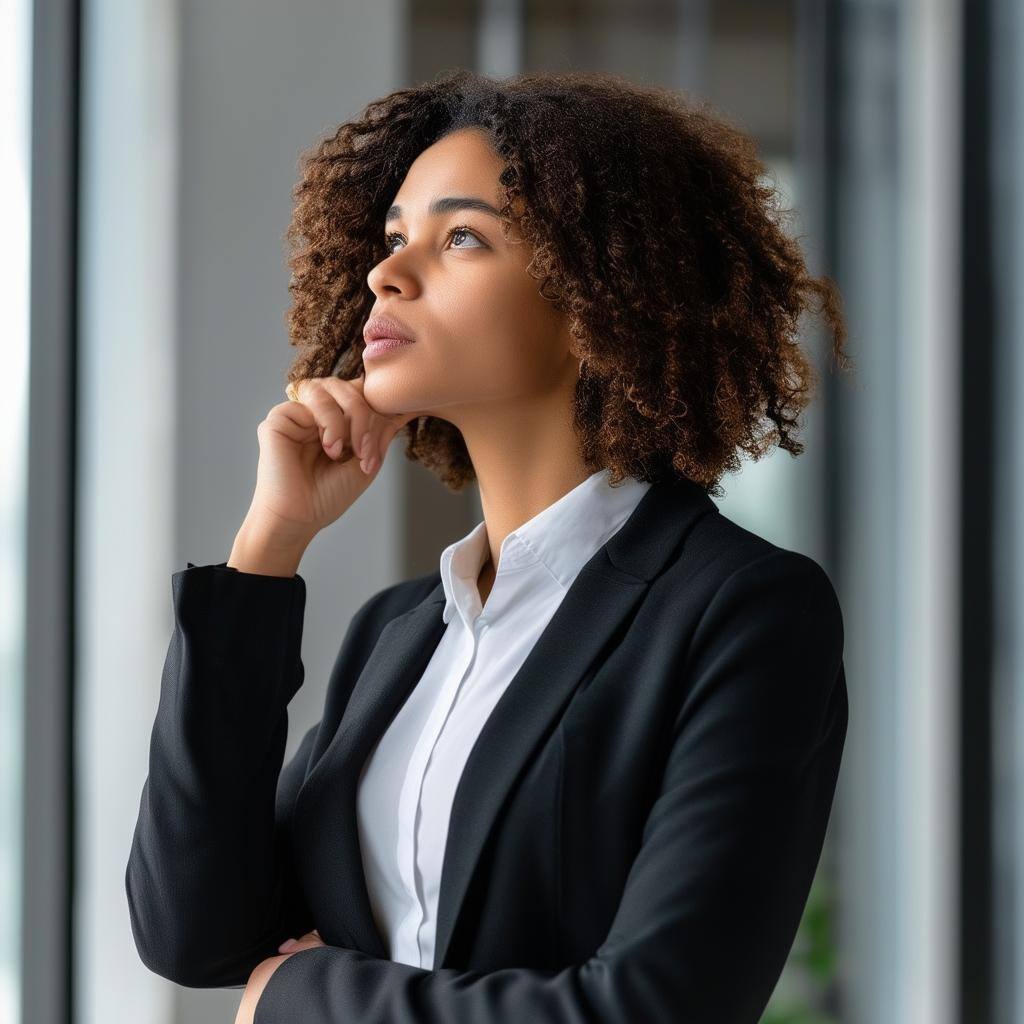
[{"x1": 291, "y1": 474, "x2": 715, "y2": 967}]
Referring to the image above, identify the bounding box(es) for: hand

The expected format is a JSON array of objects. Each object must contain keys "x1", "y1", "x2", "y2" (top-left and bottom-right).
[
  {"x1": 233, "y1": 929, "x2": 327, "y2": 1024},
  {"x1": 246, "y1": 374, "x2": 423, "y2": 547}
]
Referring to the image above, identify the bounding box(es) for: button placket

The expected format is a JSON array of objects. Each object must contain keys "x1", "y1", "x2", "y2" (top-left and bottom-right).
[{"x1": 397, "y1": 619, "x2": 482, "y2": 965}]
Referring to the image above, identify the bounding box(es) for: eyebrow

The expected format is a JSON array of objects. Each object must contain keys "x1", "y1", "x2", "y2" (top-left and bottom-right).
[{"x1": 385, "y1": 196, "x2": 504, "y2": 224}]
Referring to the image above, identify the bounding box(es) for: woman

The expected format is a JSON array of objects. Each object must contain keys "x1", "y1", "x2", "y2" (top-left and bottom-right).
[{"x1": 126, "y1": 69, "x2": 854, "y2": 1023}]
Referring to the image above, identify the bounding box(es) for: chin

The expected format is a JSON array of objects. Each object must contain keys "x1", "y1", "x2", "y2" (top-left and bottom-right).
[{"x1": 362, "y1": 371, "x2": 427, "y2": 417}]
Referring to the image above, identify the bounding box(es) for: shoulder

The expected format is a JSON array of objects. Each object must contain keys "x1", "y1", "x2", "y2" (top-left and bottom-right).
[
  {"x1": 650, "y1": 504, "x2": 844, "y2": 658},
  {"x1": 675, "y1": 501, "x2": 837, "y2": 594},
  {"x1": 651, "y1": 509, "x2": 846, "y2": 745}
]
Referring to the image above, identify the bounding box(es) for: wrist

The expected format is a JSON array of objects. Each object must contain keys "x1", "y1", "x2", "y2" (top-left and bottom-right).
[{"x1": 228, "y1": 516, "x2": 314, "y2": 577}]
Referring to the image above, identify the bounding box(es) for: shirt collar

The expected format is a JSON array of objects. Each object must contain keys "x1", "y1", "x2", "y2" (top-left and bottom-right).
[{"x1": 439, "y1": 468, "x2": 653, "y2": 625}]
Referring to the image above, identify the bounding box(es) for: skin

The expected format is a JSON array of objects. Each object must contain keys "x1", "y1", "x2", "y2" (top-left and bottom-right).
[
  {"x1": 361, "y1": 126, "x2": 591, "y2": 605},
  {"x1": 235, "y1": 127, "x2": 594, "y2": 1017},
  {"x1": 233, "y1": 929, "x2": 326, "y2": 1024}
]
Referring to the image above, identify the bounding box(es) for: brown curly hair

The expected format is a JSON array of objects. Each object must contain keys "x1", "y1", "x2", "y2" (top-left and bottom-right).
[{"x1": 283, "y1": 68, "x2": 853, "y2": 498}]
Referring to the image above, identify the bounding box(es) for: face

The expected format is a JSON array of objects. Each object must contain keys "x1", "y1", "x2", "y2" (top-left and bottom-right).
[{"x1": 361, "y1": 127, "x2": 578, "y2": 427}]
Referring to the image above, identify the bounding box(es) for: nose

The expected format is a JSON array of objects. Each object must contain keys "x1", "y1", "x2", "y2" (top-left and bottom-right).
[{"x1": 367, "y1": 251, "x2": 420, "y2": 299}]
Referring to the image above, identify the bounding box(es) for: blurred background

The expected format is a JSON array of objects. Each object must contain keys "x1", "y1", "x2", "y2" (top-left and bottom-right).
[{"x1": 3, "y1": 0, "x2": 1021, "y2": 1021}]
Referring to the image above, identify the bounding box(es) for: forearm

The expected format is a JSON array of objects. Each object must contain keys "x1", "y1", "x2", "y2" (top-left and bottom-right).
[{"x1": 125, "y1": 562, "x2": 309, "y2": 987}]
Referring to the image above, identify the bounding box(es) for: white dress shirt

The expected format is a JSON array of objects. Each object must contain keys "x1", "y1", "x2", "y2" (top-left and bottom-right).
[{"x1": 354, "y1": 467, "x2": 652, "y2": 969}]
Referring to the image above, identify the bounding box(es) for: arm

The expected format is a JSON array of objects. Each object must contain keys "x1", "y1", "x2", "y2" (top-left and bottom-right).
[
  {"x1": 253, "y1": 549, "x2": 848, "y2": 1024},
  {"x1": 125, "y1": 561, "x2": 317, "y2": 988}
]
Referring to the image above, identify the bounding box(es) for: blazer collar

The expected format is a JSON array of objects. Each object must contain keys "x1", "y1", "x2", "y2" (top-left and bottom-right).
[{"x1": 291, "y1": 473, "x2": 715, "y2": 967}]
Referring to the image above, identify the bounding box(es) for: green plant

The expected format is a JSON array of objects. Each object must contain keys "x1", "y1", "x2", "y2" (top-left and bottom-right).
[{"x1": 760, "y1": 860, "x2": 842, "y2": 1024}]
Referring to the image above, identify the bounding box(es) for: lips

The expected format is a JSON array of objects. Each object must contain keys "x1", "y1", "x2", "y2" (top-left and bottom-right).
[
  {"x1": 364, "y1": 314, "x2": 416, "y2": 345},
  {"x1": 364, "y1": 336, "x2": 415, "y2": 359}
]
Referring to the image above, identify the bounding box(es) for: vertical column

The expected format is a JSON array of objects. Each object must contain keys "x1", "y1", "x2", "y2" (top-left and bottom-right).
[
  {"x1": 77, "y1": 0, "x2": 180, "y2": 1021},
  {"x1": 896, "y1": 0, "x2": 962, "y2": 1020},
  {"x1": 989, "y1": 0, "x2": 1023, "y2": 1020},
  {"x1": 831, "y1": 0, "x2": 961, "y2": 1021}
]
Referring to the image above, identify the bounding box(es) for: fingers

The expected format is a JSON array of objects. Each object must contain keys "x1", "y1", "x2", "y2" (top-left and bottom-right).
[
  {"x1": 262, "y1": 400, "x2": 317, "y2": 443},
  {"x1": 346, "y1": 376, "x2": 426, "y2": 463},
  {"x1": 318, "y1": 377, "x2": 379, "y2": 467},
  {"x1": 278, "y1": 928, "x2": 326, "y2": 954},
  {"x1": 284, "y1": 376, "x2": 421, "y2": 469},
  {"x1": 285, "y1": 376, "x2": 372, "y2": 464},
  {"x1": 290, "y1": 378, "x2": 356, "y2": 460}
]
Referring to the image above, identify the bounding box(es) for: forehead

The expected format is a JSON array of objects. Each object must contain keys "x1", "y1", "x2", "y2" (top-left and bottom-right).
[{"x1": 390, "y1": 128, "x2": 504, "y2": 208}]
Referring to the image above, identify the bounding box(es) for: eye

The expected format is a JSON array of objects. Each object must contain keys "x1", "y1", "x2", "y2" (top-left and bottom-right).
[{"x1": 383, "y1": 224, "x2": 486, "y2": 255}]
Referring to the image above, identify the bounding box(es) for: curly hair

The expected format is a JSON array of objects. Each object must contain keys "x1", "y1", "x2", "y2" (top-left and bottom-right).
[{"x1": 282, "y1": 68, "x2": 853, "y2": 498}]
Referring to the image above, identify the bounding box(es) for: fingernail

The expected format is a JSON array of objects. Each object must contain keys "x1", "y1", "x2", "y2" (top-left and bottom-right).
[
  {"x1": 279, "y1": 938, "x2": 298, "y2": 952},
  {"x1": 360, "y1": 431, "x2": 371, "y2": 458}
]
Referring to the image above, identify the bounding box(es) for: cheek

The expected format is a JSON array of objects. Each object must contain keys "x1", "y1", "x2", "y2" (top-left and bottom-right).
[{"x1": 435, "y1": 272, "x2": 563, "y2": 384}]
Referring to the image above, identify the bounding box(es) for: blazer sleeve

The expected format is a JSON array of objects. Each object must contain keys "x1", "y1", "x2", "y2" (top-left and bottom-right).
[
  {"x1": 253, "y1": 548, "x2": 849, "y2": 1024},
  {"x1": 125, "y1": 561, "x2": 319, "y2": 988}
]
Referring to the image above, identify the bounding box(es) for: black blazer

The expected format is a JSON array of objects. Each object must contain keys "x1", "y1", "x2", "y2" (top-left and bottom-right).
[{"x1": 126, "y1": 474, "x2": 848, "y2": 1023}]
